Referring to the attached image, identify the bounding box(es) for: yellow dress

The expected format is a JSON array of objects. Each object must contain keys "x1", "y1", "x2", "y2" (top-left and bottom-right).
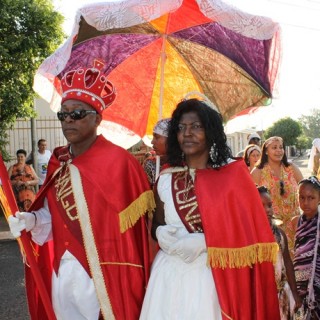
[{"x1": 260, "y1": 163, "x2": 299, "y2": 253}]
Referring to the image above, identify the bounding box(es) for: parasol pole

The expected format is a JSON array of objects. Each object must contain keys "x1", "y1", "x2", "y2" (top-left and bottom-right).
[
  {"x1": 0, "y1": 155, "x2": 56, "y2": 320},
  {"x1": 155, "y1": 34, "x2": 167, "y2": 180}
]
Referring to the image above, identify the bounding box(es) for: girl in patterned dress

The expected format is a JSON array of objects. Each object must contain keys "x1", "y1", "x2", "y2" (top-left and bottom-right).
[
  {"x1": 251, "y1": 136, "x2": 303, "y2": 254},
  {"x1": 293, "y1": 176, "x2": 320, "y2": 319},
  {"x1": 258, "y1": 186, "x2": 302, "y2": 319}
]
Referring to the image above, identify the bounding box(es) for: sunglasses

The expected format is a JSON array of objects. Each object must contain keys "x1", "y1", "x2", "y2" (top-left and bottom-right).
[
  {"x1": 57, "y1": 109, "x2": 97, "y2": 121},
  {"x1": 279, "y1": 180, "x2": 285, "y2": 196}
]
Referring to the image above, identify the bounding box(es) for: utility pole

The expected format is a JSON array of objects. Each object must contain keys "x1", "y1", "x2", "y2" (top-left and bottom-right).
[{"x1": 31, "y1": 100, "x2": 38, "y2": 192}]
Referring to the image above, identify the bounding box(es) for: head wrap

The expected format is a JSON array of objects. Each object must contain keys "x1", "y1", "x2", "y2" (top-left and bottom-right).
[
  {"x1": 264, "y1": 136, "x2": 283, "y2": 148},
  {"x1": 308, "y1": 138, "x2": 320, "y2": 172},
  {"x1": 153, "y1": 118, "x2": 171, "y2": 137},
  {"x1": 247, "y1": 133, "x2": 261, "y2": 144},
  {"x1": 60, "y1": 59, "x2": 116, "y2": 114},
  {"x1": 245, "y1": 145, "x2": 261, "y2": 158}
]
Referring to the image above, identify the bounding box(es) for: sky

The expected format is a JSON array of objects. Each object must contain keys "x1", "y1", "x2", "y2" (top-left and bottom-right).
[{"x1": 52, "y1": 0, "x2": 320, "y2": 132}]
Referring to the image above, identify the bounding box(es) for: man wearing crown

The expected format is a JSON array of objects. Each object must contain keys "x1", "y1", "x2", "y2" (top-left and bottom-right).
[{"x1": 8, "y1": 60, "x2": 155, "y2": 320}]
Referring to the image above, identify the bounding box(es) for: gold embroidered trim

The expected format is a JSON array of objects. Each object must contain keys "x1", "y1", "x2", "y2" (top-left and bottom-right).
[
  {"x1": 207, "y1": 242, "x2": 279, "y2": 269},
  {"x1": 100, "y1": 262, "x2": 143, "y2": 268},
  {"x1": 119, "y1": 190, "x2": 155, "y2": 233},
  {"x1": 69, "y1": 164, "x2": 115, "y2": 320}
]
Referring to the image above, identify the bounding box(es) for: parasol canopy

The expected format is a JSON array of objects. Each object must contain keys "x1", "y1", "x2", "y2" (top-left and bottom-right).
[{"x1": 34, "y1": 0, "x2": 281, "y2": 149}]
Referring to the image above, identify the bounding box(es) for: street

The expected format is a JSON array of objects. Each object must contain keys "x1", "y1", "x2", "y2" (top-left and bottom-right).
[
  {"x1": 0, "y1": 153, "x2": 311, "y2": 319},
  {"x1": 0, "y1": 239, "x2": 29, "y2": 319}
]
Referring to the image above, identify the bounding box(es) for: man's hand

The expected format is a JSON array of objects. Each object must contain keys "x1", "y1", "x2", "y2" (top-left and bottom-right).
[{"x1": 8, "y1": 212, "x2": 36, "y2": 238}]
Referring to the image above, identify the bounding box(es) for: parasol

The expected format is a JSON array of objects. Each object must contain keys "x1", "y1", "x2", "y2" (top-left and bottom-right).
[{"x1": 34, "y1": 0, "x2": 281, "y2": 149}]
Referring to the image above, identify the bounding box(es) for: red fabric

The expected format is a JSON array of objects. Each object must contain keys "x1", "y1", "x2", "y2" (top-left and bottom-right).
[
  {"x1": 0, "y1": 156, "x2": 56, "y2": 320},
  {"x1": 26, "y1": 135, "x2": 151, "y2": 320},
  {"x1": 195, "y1": 160, "x2": 280, "y2": 320},
  {"x1": 61, "y1": 60, "x2": 116, "y2": 113}
]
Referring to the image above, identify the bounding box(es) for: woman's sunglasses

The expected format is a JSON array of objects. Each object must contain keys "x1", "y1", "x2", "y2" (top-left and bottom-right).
[
  {"x1": 279, "y1": 180, "x2": 285, "y2": 196},
  {"x1": 57, "y1": 109, "x2": 97, "y2": 121}
]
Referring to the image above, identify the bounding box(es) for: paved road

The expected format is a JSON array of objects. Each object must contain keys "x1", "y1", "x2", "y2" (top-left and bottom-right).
[
  {"x1": 0, "y1": 152, "x2": 311, "y2": 319},
  {"x1": 291, "y1": 152, "x2": 310, "y2": 178},
  {"x1": 0, "y1": 239, "x2": 29, "y2": 319}
]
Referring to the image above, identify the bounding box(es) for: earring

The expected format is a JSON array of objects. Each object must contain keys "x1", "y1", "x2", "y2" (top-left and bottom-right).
[
  {"x1": 209, "y1": 143, "x2": 218, "y2": 165},
  {"x1": 181, "y1": 152, "x2": 185, "y2": 160}
]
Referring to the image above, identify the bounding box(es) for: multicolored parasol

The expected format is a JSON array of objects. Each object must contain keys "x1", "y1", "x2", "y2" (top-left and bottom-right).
[{"x1": 34, "y1": 0, "x2": 281, "y2": 148}]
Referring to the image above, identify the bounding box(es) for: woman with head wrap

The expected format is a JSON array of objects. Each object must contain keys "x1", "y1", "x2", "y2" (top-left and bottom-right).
[
  {"x1": 143, "y1": 118, "x2": 170, "y2": 188},
  {"x1": 251, "y1": 136, "x2": 304, "y2": 255},
  {"x1": 243, "y1": 144, "x2": 261, "y2": 172}
]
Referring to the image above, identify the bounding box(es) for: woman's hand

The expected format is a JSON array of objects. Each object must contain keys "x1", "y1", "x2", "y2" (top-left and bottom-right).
[{"x1": 168, "y1": 233, "x2": 206, "y2": 263}]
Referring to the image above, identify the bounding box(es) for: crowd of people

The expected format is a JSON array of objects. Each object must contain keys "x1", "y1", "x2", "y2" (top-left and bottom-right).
[{"x1": 5, "y1": 61, "x2": 320, "y2": 320}]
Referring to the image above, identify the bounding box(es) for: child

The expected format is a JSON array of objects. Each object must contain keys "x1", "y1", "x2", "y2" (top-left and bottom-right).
[
  {"x1": 293, "y1": 176, "x2": 320, "y2": 319},
  {"x1": 257, "y1": 186, "x2": 302, "y2": 319}
]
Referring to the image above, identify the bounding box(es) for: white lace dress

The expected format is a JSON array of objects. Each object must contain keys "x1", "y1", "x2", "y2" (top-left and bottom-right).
[{"x1": 140, "y1": 173, "x2": 222, "y2": 320}]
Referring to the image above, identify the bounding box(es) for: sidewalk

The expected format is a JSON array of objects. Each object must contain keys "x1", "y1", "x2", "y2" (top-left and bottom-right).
[{"x1": 0, "y1": 214, "x2": 14, "y2": 241}]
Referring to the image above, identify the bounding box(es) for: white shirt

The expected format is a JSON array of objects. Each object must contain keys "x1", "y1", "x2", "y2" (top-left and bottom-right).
[{"x1": 36, "y1": 150, "x2": 52, "y2": 185}]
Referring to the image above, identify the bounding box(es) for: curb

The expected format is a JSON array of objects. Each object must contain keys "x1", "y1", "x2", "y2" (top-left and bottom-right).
[{"x1": 0, "y1": 231, "x2": 14, "y2": 241}]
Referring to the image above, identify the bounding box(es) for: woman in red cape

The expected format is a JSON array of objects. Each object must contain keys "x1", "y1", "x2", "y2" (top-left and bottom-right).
[{"x1": 140, "y1": 98, "x2": 280, "y2": 320}]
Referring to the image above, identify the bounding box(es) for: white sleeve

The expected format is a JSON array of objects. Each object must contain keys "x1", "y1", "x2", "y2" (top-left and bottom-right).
[{"x1": 31, "y1": 198, "x2": 53, "y2": 245}]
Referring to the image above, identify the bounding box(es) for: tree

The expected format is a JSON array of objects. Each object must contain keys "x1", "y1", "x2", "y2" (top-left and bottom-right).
[
  {"x1": 299, "y1": 108, "x2": 320, "y2": 143},
  {"x1": 295, "y1": 135, "x2": 309, "y2": 155},
  {"x1": 264, "y1": 117, "x2": 302, "y2": 146},
  {"x1": 0, "y1": 0, "x2": 65, "y2": 160}
]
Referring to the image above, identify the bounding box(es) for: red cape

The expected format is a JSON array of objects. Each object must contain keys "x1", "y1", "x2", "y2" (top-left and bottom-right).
[
  {"x1": 26, "y1": 136, "x2": 155, "y2": 320},
  {"x1": 195, "y1": 160, "x2": 280, "y2": 320}
]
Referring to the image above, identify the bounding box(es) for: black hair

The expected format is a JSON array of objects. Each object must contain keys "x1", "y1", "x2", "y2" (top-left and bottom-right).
[
  {"x1": 166, "y1": 98, "x2": 232, "y2": 167},
  {"x1": 16, "y1": 149, "x2": 27, "y2": 157},
  {"x1": 38, "y1": 139, "x2": 46, "y2": 146},
  {"x1": 298, "y1": 176, "x2": 320, "y2": 191}
]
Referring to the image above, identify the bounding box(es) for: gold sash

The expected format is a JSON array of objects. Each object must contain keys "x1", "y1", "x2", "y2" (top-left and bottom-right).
[{"x1": 172, "y1": 170, "x2": 203, "y2": 233}]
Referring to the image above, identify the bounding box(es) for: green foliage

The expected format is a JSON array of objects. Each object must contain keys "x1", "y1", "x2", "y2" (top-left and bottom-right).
[
  {"x1": 299, "y1": 109, "x2": 320, "y2": 143},
  {"x1": 295, "y1": 135, "x2": 310, "y2": 155},
  {"x1": 264, "y1": 117, "x2": 302, "y2": 146},
  {"x1": 0, "y1": 0, "x2": 65, "y2": 157}
]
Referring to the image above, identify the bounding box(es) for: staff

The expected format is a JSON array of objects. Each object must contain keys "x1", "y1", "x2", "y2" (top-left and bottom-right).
[{"x1": 0, "y1": 155, "x2": 56, "y2": 320}]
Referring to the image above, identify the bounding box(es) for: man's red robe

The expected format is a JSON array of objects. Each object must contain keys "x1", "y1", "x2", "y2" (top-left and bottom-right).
[{"x1": 26, "y1": 135, "x2": 155, "y2": 320}]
